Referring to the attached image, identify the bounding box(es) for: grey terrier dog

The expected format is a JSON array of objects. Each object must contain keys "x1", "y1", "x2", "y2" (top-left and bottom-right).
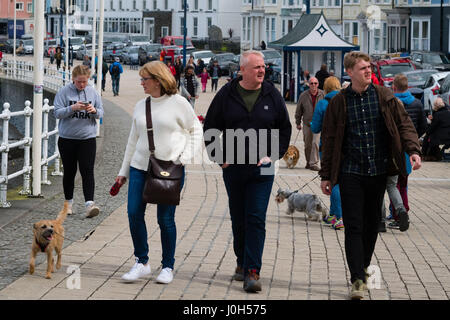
[{"x1": 275, "y1": 188, "x2": 328, "y2": 222}]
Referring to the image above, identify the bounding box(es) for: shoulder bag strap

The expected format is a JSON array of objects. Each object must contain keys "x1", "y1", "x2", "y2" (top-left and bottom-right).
[{"x1": 145, "y1": 97, "x2": 156, "y2": 154}]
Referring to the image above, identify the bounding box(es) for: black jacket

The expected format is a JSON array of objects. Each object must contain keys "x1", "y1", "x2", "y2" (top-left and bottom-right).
[
  {"x1": 315, "y1": 69, "x2": 330, "y2": 90},
  {"x1": 203, "y1": 77, "x2": 292, "y2": 165},
  {"x1": 404, "y1": 98, "x2": 427, "y2": 137},
  {"x1": 427, "y1": 107, "x2": 450, "y2": 146}
]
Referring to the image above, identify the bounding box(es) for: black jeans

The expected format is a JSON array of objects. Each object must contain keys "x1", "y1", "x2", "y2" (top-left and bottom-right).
[
  {"x1": 211, "y1": 78, "x2": 218, "y2": 92},
  {"x1": 58, "y1": 137, "x2": 97, "y2": 202},
  {"x1": 339, "y1": 173, "x2": 387, "y2": 283},
  {"x1": 222, "y1": 164, "x2": 274, "y2": 275}
]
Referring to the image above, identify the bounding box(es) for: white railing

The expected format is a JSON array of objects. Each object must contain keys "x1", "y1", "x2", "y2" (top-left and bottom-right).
[
  {"x1": 1, "y1": 59, "x2": 72, "y2": 92},
  {"x1": 0, "y1": 99, "x2": 62, "y2": 208}
]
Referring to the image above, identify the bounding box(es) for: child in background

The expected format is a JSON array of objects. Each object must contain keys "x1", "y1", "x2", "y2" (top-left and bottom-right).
[{"x1": 198, "y1": 67, "x2": 210, "y2": 93}]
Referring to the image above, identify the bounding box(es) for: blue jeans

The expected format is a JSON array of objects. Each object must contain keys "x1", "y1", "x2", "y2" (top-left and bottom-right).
[
  {"x1": 319, "y1": 151, "x2": 342, "y2": 219},
  {"x1": 127, "y1": 166, "x2": 185, "y2": 269},
  {"x1": 330, "y1": 184, "x2": 342, "y2": 219},
  {"x1": 222, "y1": 164, "x2": 274, "y2": 275},
  {"x1": 112, "y1": 76, "x2": 120, "y2": 95}
]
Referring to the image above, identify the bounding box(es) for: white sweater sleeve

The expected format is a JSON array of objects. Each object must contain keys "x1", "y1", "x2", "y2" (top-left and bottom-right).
[
  {"x1": 178, "y1": 99, "x2": 204, "y2": 165},
  {"x1": 118, "y1": 115, "x2": 139, "y2": 178}
]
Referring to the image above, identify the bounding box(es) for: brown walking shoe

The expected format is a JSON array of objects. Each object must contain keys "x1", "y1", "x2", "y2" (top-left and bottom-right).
[
  {"x1": 243, "y1": 269, "x2": 261, "y2": 293},
  {"x1": 232, "y1": 266, "x2": 244, "y2": 281}
]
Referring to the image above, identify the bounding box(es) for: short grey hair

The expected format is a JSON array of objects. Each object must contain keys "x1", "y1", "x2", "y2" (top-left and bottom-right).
[{"x1": 240, "y1": 50, "x2": 265, "y2": 67}]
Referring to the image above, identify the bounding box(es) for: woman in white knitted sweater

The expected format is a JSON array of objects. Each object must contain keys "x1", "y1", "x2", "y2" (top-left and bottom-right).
[{"x1": 116, "y1": 61, "x2": 203, "y2": 284}]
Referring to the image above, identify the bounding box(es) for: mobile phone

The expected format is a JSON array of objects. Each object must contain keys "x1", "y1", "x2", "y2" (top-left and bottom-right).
[{"x1": 81, "y1": 101, "x2": 90, "y2": 106}]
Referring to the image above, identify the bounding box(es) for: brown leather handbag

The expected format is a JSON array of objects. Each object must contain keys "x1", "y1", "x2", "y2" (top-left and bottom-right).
[{"x1": 142, "y1": 97, "x2": 183, "y2": 205}]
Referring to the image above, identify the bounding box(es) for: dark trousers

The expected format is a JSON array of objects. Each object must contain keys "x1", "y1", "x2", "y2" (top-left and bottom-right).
[
  {"x1": 339, "y1": 173, "x2": 387, "y2": 283},
  {"x1": 222, "y1": 164, "x2": 274, "y2": 275},
  {"x1": 58, "y1": 137, "x2": 96, "y2": 202},
  {"x1": 112, "y1": 76, "x2": 120, "y2": 95},
  {"x1": 211, "y1": 78, "x2": 219, "y2": 92}
]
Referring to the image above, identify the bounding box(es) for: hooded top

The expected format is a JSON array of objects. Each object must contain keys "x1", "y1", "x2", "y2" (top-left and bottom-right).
[
  {"x1": 54, "y1": 82, "x2": 104, "y2": 140},
  {"x1": 394, "y1": 91, "x2": 427, "y2": 137}
]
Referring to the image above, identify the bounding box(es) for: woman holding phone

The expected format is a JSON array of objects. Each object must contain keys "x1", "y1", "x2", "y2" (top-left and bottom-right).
[{"x1": 54, "y1": 65, "x2": 104, "y2": 218}]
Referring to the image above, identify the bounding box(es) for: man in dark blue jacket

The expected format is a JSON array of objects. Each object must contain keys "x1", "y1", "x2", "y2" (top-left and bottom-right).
[{"x1": 203, "y1": 50, "x2": 292, "y2": 293}]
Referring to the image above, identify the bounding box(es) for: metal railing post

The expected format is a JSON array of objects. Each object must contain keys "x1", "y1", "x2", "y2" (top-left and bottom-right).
[
  {"x1": 51, "y1": 117, "x2": 63, "y2": 177},
  {"x1": 41, "y1": 99, "x2": 51, "y2": 185},
  {"x1": 0, "y1": 103, "x2": 11, "y2": 208},
  {"x1": 19, "y1": 100, "x2": 33, "y2": 195}
]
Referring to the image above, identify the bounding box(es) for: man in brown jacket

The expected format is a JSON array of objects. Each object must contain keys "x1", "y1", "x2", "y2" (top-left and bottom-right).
[
  {"x1": 319, "y1": 52, "x2": 421, "y2": 300},
  {"x1": 295, "y1": 77, "x2": 324, "y2": 170}
]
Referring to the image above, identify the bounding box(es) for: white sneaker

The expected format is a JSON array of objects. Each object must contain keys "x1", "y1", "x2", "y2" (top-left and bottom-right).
[
  {"x1": 85, "y1": 204, "x2": 99, "y2": 218},
  {"x1": 121, "y1": 258, "x2": 151, "y2": 282},
  {"x1": 156, "y1": 267, "x2": 173, "y2": 284}
]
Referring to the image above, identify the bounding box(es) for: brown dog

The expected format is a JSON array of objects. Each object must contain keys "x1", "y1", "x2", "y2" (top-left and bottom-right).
[
  {"x1": 283, "y1": 145, "x2": 300, "y2": 169},
  {"x1": 29, "y1": 201, "x2": 69, "y2": 279}
]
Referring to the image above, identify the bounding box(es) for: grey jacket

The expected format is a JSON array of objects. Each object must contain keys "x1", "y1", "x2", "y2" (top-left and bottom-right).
[
  {"x1": 295, "y1": 89, "x2": 324, "y2": 127},
  {"x1": 54, "y1": 83, "x2": 104, "y2": 140}
]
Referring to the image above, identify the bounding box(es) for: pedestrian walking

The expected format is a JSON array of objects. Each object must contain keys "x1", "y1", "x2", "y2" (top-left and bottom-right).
[
  {"x1": 422, "y1": 97, "x2": 450, "y2": 161},
  {"x1": 50, "y1": 49, "x2": 55, "y2": 64},
  {"x1": 198, "y1": 67, "x2": 210, "y2": 92},
  {"x1": 53, "y1": 65, "x2": 104, "y2": 218},
  {"x1": 319, "y1": 51, "x2": 422, "y2": 300},
  {"x1": 180, "y1": 65, "x2": 199, "y2": 109},
  {"x1": 382, "y1": 73, "x2": 428, "y2": 231},
  {"x1": 310, "y1": 76, "x2": 343, "y2": 230},
  {"x1": 167, "y1": 60, "x2": 176, "y2": 77},
  {"x1": 203, "y1": 50, "x2": 292, "y2": 293},
  {"x1": 315, "y1": 64, "x2": 330, "y2": 90},
  {"x1": 174, "y1": 56, "x2": 183, "y2": 89},
  {"x1": 55, "y1": 46, "x2": 62, "y2": 70},
  {"x1": 295, "y1": 77, "x2": 324, "y2": 171},
  {"x1": 109, "y1": 57, "x2": 123, "y2": 96},
  {"x1": 209, "y1": 59, "x2": 221, "y2": 92},
  {"x1": 101, "y1": 58, "x2": 109, "y2": 92},
  {"x1": 82, "y1": 55, "x2": 91, "y2": 67},
  {"x1": 115, "y1": 61, "x2": 203, "y2": 284}
]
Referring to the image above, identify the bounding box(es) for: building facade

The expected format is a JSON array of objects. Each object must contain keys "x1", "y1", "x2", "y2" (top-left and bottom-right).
[
  {"x1": 387, "y1": 0, "x2": 450, "y2": 54},
  {"x1": 0, "y1": 0, "x2": 35, "y2": 39}
]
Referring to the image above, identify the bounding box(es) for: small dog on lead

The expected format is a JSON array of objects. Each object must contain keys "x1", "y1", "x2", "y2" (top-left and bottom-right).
[
  {"x1": 282, "y1": 145, "x2": 300, "y2": 169},
  {"x1": 275, "y1": 188, "x2": 328, "y2": 222}
]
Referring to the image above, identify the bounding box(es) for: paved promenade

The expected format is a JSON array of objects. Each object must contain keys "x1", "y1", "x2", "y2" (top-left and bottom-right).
[{"x1": 0, "y1": 55, "x2": 449, "y2": 300}]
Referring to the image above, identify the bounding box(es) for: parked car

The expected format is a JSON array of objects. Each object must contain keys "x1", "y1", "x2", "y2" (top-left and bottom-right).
[
  {"x1": 208, "y1": 52, "x2": 236, "y2": 76},
  {"x1": 67, "y1": 37, "x2": 84, "y2": 51},
  {"x1": 76, "y1": 43, "x2": 98, "y2": 61},
  {"x1": 271, "y1": 63, "x2": 281, "y2": 83},
  {"x1": 138, "y1": 43, "x2": 162, "y2": 65},
  {"x1": 411, "y1": 51, "x2": 450, "y2": 71},
  {"x1": 228, "y1": 54, "x2": 241, "y2": 75},
  {"x1": 127, "y1": 34, "x2": 151, "y2": 47},
  {"x1": 372, "y1": 58, "x2": 416, "y2": 87},
  {"x1": 261, "y1": 49, "x2": 282, "y2": 65},
  {"x1": 121, "y1": 46, "x2": 140, "y2": 65},
  {"x1": 20, "y1": 39, "x2": 34, "y2": 54},
  {"x1": 161, "y1": 36, "x2": 195, "y2": 50},
  {"x1": 0, "y1": 39, "x2": 14, "y2": 53},
  {"x1": 191, "y1": 50, "x2": 215, "y2": 65},
  {"x1": 400, "y1": 69, "x2": 438, "y2": 101},
  {"x1": 437, "y1": 74, "x2": 450, "y2": 107},
  {"x1": 103, "y1": 43, "x2": 125, "y2": 62},
  {"x1": 422, "y1": 71, "x2": 450, "y2": 113}
]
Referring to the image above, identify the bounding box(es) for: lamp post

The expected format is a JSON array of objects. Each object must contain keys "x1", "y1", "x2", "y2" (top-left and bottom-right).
[
  {"x1": 91, "y1": 0, "x2": 97, "y2": 77},
  {"x1": 31, "y1": 0, "x2": 45, "y2": 197},
  {"x1": 13, "y1": 0, "x2": 16, "y2": 77},
  {"x1": 183, "y1": 0, "x2": 187, "y2": 68}
]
